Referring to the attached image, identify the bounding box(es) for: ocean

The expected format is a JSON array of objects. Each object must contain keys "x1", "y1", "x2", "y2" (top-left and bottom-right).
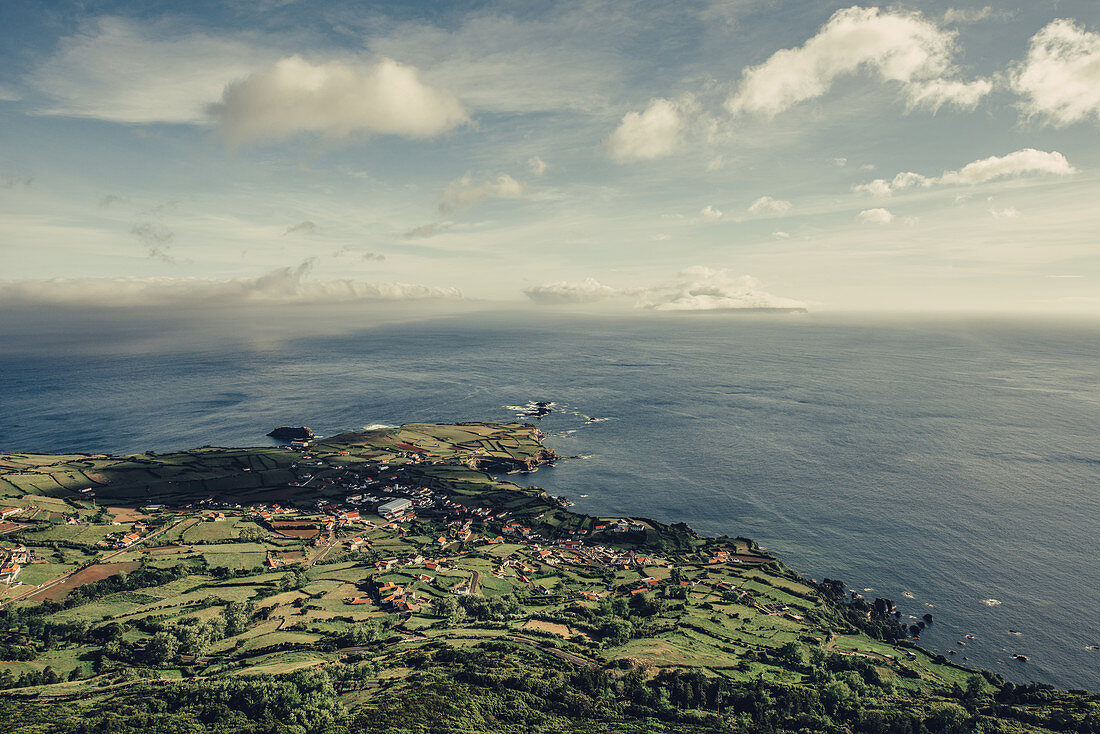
[{"x1": 2, "y1": 308, "x2": 1097, "y2": 690}]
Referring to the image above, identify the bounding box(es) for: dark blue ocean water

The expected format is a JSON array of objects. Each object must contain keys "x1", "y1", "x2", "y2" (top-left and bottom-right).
[{"x1": 1, "y1": 310, "x2": 1098, "y2": 690}]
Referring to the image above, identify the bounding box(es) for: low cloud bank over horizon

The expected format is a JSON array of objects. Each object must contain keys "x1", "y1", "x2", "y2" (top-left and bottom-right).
[
  {"x1": 524, "y1": 268, "x2": 806, "y2": 312},
  {"x1": 0, "y1": 261, "x2": 461, "y2": 308}
]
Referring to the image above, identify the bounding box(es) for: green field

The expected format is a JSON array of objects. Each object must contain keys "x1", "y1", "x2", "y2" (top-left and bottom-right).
[{"x1": 0, "y1": 423, "x2": 1092, "y2": 734}]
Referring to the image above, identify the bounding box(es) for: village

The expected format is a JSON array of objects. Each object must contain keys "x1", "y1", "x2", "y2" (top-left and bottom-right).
[{"x1": 0, "y1": 421, "x2": 986, "y2": 708}]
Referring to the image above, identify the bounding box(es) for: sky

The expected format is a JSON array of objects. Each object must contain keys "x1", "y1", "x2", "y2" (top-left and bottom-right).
[{"x1": 1, "y1": 0, "x2": 1098, "y2": 314}]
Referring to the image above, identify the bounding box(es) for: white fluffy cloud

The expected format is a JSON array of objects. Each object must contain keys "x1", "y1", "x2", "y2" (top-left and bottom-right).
[
  {"x1": 607, "y1": 98, "x2": 683, "y2": 161},
  {"x1": 209, "y1": 56, "x2": 468, "y2": 145},
  {"x1": 726, "y1": 6, "x2": 990, "y2": 117},
  {"x1": 0, "y1": 262, "x2": 461, "y2": 308},
  {"x1": 855, "y1": 149, "x2": 1075, "y2": 195},
  {"x1": 1011, "y1": 19, "x2": 1100, "y2": 127},
  {"x1": 523, "y1": 278, "x2": 619, "y2": 305},
  {"x1": 700, "y1": 205, "x2": 724, "y2": 220},
  {"x1": 438, "y1": 173, "x2": 524, "y2": 213},
  {"x1": 748, "y1": 196, "x2": 792, "y2": 215},
  {"x1": 856, "y1": 207, "x2": 895, "y2": 224}
]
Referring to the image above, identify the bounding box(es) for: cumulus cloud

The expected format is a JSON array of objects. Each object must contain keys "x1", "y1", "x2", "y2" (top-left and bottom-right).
[
  {"x1": 748, "y1": 196, "x2": 792, "y2": 215},
  {"x1": 523, "y1": 278, "x2": 619, "y2": 305},
  {"x1": 438, "y1": 174, "x2": 524, "y2": 213},
  {"x1": 607, "y1": 98, "x2": 683, "y2": 161},
  {"x1": 856, "y1": 207, "x2": 894, "y2": 224},
  {"x1": 772, "y1": 231, "x2": 791, "y2": 239},
  {"x1": 1011, "y1": 19, "x2": 1100, "y2": 127},
  {"x1": 726, "y1": 6, "x2": 990, "y2": 117},
  {"x1": 284, "y1": 220, "x2": 317, "y2": 235},
  {"x1": 942, "y1": 149, "x2": 1075, "y2": 184},
  {"x1": 855, "y1": 149, "x2": 1075, "y2": 195},
  {"x1": 130, "y1": 222, "x2": 175, "y2": 261},
  {"x1": 990, "y1": 206, "x2": 1021, "y2": 219},
  {"x1": 0, "y1": 262, "x2": 460, "y2": 308},
  {"x1": 700, "y1": 205, "x2": 724, "y2": 220},
  {"x1": 528, "y1": 156, "x2": 548, "y2": 176},
  {"x1": 209, "y1": 56, "x2": 468, "y2": 145},
  {"x1": 403, "y1": 222, "x2": 453, "y2": 239}
]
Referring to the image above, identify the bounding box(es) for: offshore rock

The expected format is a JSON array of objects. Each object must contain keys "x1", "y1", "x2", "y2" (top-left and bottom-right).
[{"x1": 267, "y1": 426, "x2": 314, "y2": 441}]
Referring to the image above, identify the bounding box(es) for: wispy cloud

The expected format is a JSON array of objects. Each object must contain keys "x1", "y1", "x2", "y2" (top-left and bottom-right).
[
  {"x1": 284, "y1": 220, "x2": 317, "y2": 235},
  {"x1": 527, "y1": 156, "x2": 548, "y2": 176},
  {"x1": 130, "y1": 222, "x2": 175, "y2": 261},
  {"x1": 1, "y1": 172, "x2": 34, "y2": 188},
  {"x1": 403, "y1": 222, "x2": 453, "y2": 239},
  {"x1": 28, "y1": 17, "x2": 272, "y2": 123},
  {"x1": 98, "y1": 194, "x2": 128, "y2": 208}
]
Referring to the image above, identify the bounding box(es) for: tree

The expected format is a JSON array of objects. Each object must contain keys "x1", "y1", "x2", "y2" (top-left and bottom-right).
[
  {"x1": 600, "y1": 617, "x2": 633, "y2": 646},
  {"x1": 145, "y1": 631, "x2": 180, "y2": 664},
  {"x1": 431, "y1": 595, "x2": 465, "y2": 625}
]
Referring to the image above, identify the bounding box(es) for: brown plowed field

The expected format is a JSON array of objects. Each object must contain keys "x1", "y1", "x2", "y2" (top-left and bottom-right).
[{"x1": 29, "y1": 561, "x2": 140, "y2": 601}]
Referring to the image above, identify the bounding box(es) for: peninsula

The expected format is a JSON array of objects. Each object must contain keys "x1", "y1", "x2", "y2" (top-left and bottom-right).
[{"x1": 0, "y1": 423, "x2": 1094, "y2": 733}]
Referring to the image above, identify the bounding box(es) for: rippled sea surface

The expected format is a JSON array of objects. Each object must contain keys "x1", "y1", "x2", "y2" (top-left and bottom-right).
[{"x1": 2, "y1": 310, "x2": 1098, "y2": 690}]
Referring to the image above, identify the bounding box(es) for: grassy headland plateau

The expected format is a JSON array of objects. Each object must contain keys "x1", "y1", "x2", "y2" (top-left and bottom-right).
[{"x1": 0, "y1": 423, "x2": 1095, "y2": 733}]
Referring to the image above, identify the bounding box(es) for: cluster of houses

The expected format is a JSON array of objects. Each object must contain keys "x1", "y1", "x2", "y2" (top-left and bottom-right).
[
  {"x1": 249, "y1": 504, "x2": 297, "y2": 523},
  {"x1": 97, "y1": 521, "x2": 148, "y2": 550},
  {"x1": 0, "y1": 545, "x2": 30, "y2": 584}
]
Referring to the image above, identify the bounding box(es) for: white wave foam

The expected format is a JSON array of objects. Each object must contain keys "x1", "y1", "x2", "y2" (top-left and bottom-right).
[
  {"x1": 981, "y1": 598, "x2": 1002, "y2": 607},
  {"x1": 363, "y1": 423, "x2": 394, "y2": 430}
]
